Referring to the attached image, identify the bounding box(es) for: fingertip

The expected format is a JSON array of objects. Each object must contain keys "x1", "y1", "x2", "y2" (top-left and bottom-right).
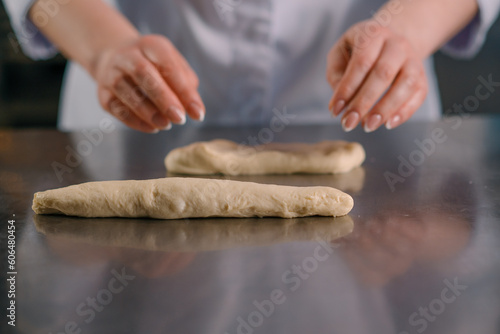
[
  {"x1": 333, "y1": 99, "x2": 345, "y2": 116},
  {"x1": 341, "y1": 111, "x2": 359, "y2": 132},
  {"x1": 152, "y1": 113, "x2": 170, "y2": 129},
  {"x1": 161, "y1": 122, "x2": 172, "y2": 131},
  {"x1": 363, "y1": 113, "x2": 382, "y2": 133},
  {"x1": 142, "y1": 122, "x2": 159, "y2": 133},
  {"x1": 187, "y1": 102, "x2": 205, "y2": 122},
  {"x1": 137, "y1": 125, "x2": 159, "y2": 133},
  {"x1": 133, "y1": 118, "x2": 159, "y2": 133},
  {"x1": 167, "y1": 106, "x2": 186, "y2": 124},
  {"x1": 385, "y1": 114, "x2": 401, "y2": 130},
  {"x1": 179, "y1": 113, "x2": 186, "y2": 125}
]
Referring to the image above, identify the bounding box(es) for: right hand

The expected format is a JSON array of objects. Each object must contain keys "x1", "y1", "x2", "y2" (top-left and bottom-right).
[{"x1": 92, "y1": 35, "x2": 205, "y2": 133}]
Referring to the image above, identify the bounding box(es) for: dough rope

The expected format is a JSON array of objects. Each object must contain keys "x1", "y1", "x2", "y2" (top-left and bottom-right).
[
  {"x1": 32, "y1": 177, "x2": 354, "y2": 219},
  {"x1": 165, "y1": 139, "x2": 365, "y2": 175}
]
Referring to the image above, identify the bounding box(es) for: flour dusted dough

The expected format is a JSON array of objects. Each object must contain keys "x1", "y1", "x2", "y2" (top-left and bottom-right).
[
  {"x1": 165, "y1": 139, "x2": 365, "y2": 175},
  {"x1": 33, "y1": 177, "x2": 354, "y2": 219}
]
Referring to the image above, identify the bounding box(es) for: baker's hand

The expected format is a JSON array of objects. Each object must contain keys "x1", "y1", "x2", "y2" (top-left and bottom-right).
[
  {"x1": 327, "y1": 20, "x2": 428, "y2": 132},
  {"x1": 92, "y1": 35, "x2": 205, "y2": 133}
]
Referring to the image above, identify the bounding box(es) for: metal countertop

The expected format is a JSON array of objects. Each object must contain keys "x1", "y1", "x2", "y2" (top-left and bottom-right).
[{"x1": 1, "y1": 117, "x2": 500, "y2": 334}]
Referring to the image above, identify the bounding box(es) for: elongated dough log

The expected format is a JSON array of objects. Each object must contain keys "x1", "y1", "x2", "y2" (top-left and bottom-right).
[
  {"x1": 32, "y1": 177, "x2": 354, "y2": 219},
  {"x1": 165, "y1": 139, "x2": 365, "y2": 175}
]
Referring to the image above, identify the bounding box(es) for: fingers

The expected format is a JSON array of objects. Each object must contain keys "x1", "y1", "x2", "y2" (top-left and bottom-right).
[
  {"x1": 363, "y1": 60, "x2": 428, "y2": 131},
  {"x1": 114, "y1": 50, "x2": 187, "y2": 124},
  {"x1": 112, "y1": 76, "x2": 173, "y2": 129},
  {"x1": 329, "y1": 29, "x2": 386, "y2": 116},
  {"x1": 327, "y1": 21, "x2": 428, "y2": 132},
  {"x1": 385, "y1": 83, "x2": 428, "y2": 130},
  {"x1": 140, "y1": 36, "x2": 205, "y2": 121},
  {"x1": 100, "y1": 64, "x2": 179, "y2": 131},
  {"x1": 99, "y1": 89, "x2": 162, "y2": 133},
  {"x1": 95, "y1": 35, "x2": 206, "y2": 133},
  {"x1": 340, "y1": 38, "x2": 408, "y2": 132}
]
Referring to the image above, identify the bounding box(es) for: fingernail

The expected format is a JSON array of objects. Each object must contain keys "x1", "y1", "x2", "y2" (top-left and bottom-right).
[
  {"x1": 189, "y1": 102, "x2": 205, "y2": 122},
  {"x1": 161, "y1": 122, "x2": 172, "y2": 131},
  {"x1": 385, "y1": 114, "x2": 401, "y2": 130},
  {"x1": 341, "y1": 111, "x2": 359, "y2": 132},
  {"x1": 364, "y1": 114, "x2": 382, "y2": 133},
  {"x1": 152, "y1": 113, "x2": 169, "y2": 128},
  {"x1": 333, "y1": 100, "x2": 345, "y2": 116},
  {"x1": 167, "y1": 106, "x2": 186, "y2": 124}
]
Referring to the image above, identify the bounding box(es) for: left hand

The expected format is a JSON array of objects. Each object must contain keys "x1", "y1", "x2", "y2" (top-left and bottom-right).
[{"x1": 327, "y1": 20, "x2": 428, "y2": 132}]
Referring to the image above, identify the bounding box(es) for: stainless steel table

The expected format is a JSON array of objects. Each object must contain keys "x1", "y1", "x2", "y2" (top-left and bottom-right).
[{"x1": 1, "y1": 117, "x2": 500, "y2": 334}]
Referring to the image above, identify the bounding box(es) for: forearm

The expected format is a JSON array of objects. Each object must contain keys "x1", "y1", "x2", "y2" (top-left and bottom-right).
[
  {"x1": 29, "y1": 0, "x2": 139, "y2": 76},
  {"x1": 378, "y1": 0, "x2": 478, "y2": 59}
]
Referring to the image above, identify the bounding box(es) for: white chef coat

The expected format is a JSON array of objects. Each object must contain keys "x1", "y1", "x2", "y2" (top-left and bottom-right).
[{"x1": 3, "y1": 0, "x2": 500, "y2": 130}]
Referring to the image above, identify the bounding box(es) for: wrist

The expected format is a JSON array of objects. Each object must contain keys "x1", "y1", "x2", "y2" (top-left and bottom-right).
[
  {"x1": 369, "y1": 9, "x2": 427, "y2": 59},
  {"x1": 375, "y1": 0, "x2": 479, "y2": 59}
]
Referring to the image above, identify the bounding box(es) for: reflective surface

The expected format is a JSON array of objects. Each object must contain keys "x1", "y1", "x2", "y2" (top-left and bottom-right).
[{"x1": 1, "y1": 117, "x2": 500, "y2": 334}]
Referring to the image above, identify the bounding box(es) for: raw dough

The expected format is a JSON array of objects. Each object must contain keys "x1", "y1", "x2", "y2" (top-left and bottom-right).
[
  {"x1": 32, "y1": 177, "x2": 353, "y2": 219},
  {"x1": 165, "y1": 139, "x2": 365, "y2": 175},
  {"x1": 34, "y1": 215, "x2": 354, "y2": 252}
]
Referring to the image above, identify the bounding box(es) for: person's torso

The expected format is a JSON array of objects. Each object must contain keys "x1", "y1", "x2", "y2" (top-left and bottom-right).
[{"x1": 59, "y1": 0, "x2": 440, "y2": 130}]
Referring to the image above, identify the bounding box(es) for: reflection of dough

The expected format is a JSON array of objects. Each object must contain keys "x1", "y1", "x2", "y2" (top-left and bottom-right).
[
  {"x1": 171, "y1": 167, "x2": 366, "y2": 193},
  {"x1": 34, "y1": 215, "x2": 354, "y2": 252},
  {"x1": 33, "y1": 177, "x2": 354, "y2": 218},
  {"x1": 165, "y1": 139, "x2": 365, "y2": 175}
]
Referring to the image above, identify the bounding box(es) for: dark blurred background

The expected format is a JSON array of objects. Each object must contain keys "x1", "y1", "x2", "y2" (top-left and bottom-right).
[{"x1": 0, "y1": 3, "x2": 499, "y2": 128}]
